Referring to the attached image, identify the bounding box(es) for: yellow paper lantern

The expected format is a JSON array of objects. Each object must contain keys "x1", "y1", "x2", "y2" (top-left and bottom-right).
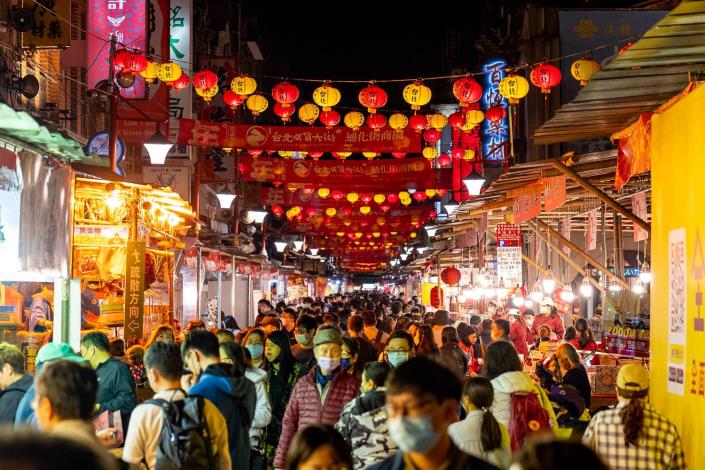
[
  {"x1": 410, "y1": 232, "x2": 417, "y2": 238},
  {"x1": 373, "y1": 232, "x2": 381, "y2": 238},
  {"x1": 355, "y1": 232, "x2": 363, "y2": 238},
  {"x1": 278, "y1": 151, "x2": 293, "y2": 158},
  {"x1": 363, "y1": 152, "x2": 377, "y2": 160},
  {"x1": 398, "y1": 191, "x2": 410, "y2": 200},
  {"x1": 428, "y1": 113, "x2": 448, "y2": 131},
  {"x1": 298, "y1": 103, "x2": 321, "y2": 124},
  {"x1": 312, "y1": 84, "x2": 341, "y2": 111},
  {"x1": 402, "y1": 81, "x2": 432, "y2": 110},
  {"x1": 463, "y1": 149, "x2": 476, "y2": 161},
  {"x1": 231, "y1": 75, "x2": 257, "y2": 95},
  {"x1": 196, "y1": 85, "x2": 219, "y2": 103},
  {"x1": 422, "y1": 147, "x2": 438, "y2": 159},
  {"x1": 360, "y1": 206, "x2": 371, "y2": 214},
  {"x1": 246, "y1": 94, "x2": 269, "y2": 115},
  {"x1": 376, "y1": 217, "x2": 386, "y2": 225},
  {"x1": 425, "y1": 189, "x2": 437, "y2": 197},
  {"x1": 344, "y1": 111, "x2": 365, "y2": 131},
  {"x1": 465, "y1": 110, "x2": 484, "y2": 126},
  {"x1": 336, "y1": 231, "x2": 345, "y2": 237},
  {"x1": 347, "y1": 192, "x2": 360, "y2": 203},
  {"x1": 401, "y1": 198, "x2": 412, "y2": 206},
  {"x1": 389, "y1": 113, "x2": 409, "y2": 130},
  {"x1": 498, "y1": 74, "x2": 530, "y2": 105},
  {"x1": 335, "y1": 151, "x2": 352, "y2": 160},
  {"x1": 326, "y1": 208, "x2": 337, "y2": 217},
  {"x1": 157, "y1": 62, "x2": 182, "y2": 83},
  {"x1": 571, "y1": 57, "x2": 601, "y2": 86},
  {"x1": 373, "y1": 194, "x2": 386, "y2": 204},
  {"x1": 318, "y1": 188, "x2": 330, "y2": 198},
  {"x1": 291, "y1": 206, "x2": 301, "y2": 215},
  {"x1": 140, "y1": 61, "x2": 160, "y2": 83}
]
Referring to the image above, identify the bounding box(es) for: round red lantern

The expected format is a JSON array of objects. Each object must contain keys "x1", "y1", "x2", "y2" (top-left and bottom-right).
[
  {"x1": 308, "y1": 151, "x2": 324, "y2": 160},
  {"x1": 360, "y1": 193, "x2": 373, "y2": 204},
  {"x1": 441, "y1": 266, "x2": 462, "y2": 286},
  {"x1": 448, "y1": 112, "x2": 466, "y2": 129},
  {"x1": 451, "y1": 147, "x2": 465, "y2": 159},
  {"x1": 113, "y1": 50, "x2": 131, "y2": 69},
  {"x1": 249, "y1": 149, "x2": 263, "y2": 157},
  {"x1": 423, "y1": 129, "x2": 441, "y2": 144},
  {"x1": 274, "y1": 102, "x2": 296, "y2": 122},
  {"x1": 271, "y1": 81, "x2": 299, "y2": 107},
  {"x1": 272, "y1": 205, "x2": 284, "y2": 217},
  {"x1": 301, "y1": 185, "x2": 315, "y2": 195},
  {"x1": 367, "y1": 113, "x2": 387, "y2": 130},
  {"x1": 223, "y1": 90, "x2": 246, "y2": 109},
  {"x1": 319, "y1": 110, "x2": 340, "y2": 128},
  {"x1": 438, "y1": 188, "x2": 449, "y2": 196},
  {"x1": 342, "y1": 207, "x2": 353, "y2": 216},
  {"x1": 121, "y1": 52, "x2": 148, "y2": 73},
  {"x1": 380, "y1": 205, "x2": 391, "y2": 213},
  {"x1": 452, "y1": 77, "x2": 483, "y2": 107},
  {"x1": 485, "y1": 105, "x2": 507, "y2": 124},
  {"x1": 358, "y1": 84, "x2": 388, "y2": 113},
  {"x1": 392, "y1": 152, "x2": 406, "y2": 159},
  {"x1": 430, "y1": 286, "x2": 444, "y2": 308},
  {"x1": 387, "y1": 193, "x2": 399, "y2": 204},
  {"x1": 168, "y1": 73, "x2": 190, "y2": 92},
  {"x1": 193, "y1": 70, "x2": 218, "y2": 91},
  {"x1": 409, "y1": 114, "x2": 428, "y2": 133},
  {"x1": 413, "y1": 192, "x2": 427, "y2": 202},
  {"x1": 530, "y1": 63, "x2": 562, "y2": 94},
  {"x1": 438, "y1": 154, "x2": 452, "y2": 166},
  {"x1": 305, "y1": 207, "x2": 317, "y2": 217},
  {"x1": 331, "y1": 190, "x2": 345, "y2": 201}
]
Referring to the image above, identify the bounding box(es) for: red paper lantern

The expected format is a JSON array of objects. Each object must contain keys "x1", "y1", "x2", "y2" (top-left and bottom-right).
[
  {"x1": 223, "y1": 90, "x2": 246, "y2": 109},
  {"x1": 441, "y1": 266, "x2": 462, "y2": 286},
  {"x1": 358, "y1": 85, "x2": 388, "y2": 113},
  {"x1": 448, "y1": 112, "x2": 466, "y2": 129},
  {"x1": 423, "y1": 129, "x2": 441, "y2": 144},
  {"x1": 530, "y1": 63, "x2": 562, "y2": 94},
  {"x1": 360, "y1": 193, "x2": 373, "y2": 203},
  {"x1": 121, "y1": 52, "x2": 148, "y2": 73},
  {"x1": 319, "y1": 110, "x2": 340, "y2": 128},
  {"x1": 367, "y1": 113, "x2": 387, "y2": 130},
  {"x1": 392, "y1": 152, "x2": 406, "y2": 159},
  {"x1": 409, "y1": 114, "x2": 428, "y2": 133},
  {"x1": 113, "y1": 50, "x2": 131, "y2": 69},
  {"x1": 438, "y1": 188, "x2": 449, "y2": 196},
  {"x1": 272, "y1": 205, "x2": 284, "y2": 217},
  {"x1": 451, "y1": 148, "x2": 465, "y2": 159},
  {"x1": 331, "y1": 190, "x2": 345, "y2": 200},
  {"x1": 413, "y1": 192, "x2": 427, "y2": 202},
  {"x1": 168, "y1": 73, "x2": 190, "y2": 92},
  {"x1": 305, "y1": 207, "x2": 317, "y2": 217},
  {"x1": 430, "y1": 286, "x2": 444, "y2": 308},
  {"x1": 301, "y1": 185, "x2": 315, "y2": 195},
  {"x1": 438, "y1": 154, "x2": 452, "y2": 166},
  {"x1": 342, "y1": 207, "x2": 353, "y2": 216},
  {"x1": 271, "y1": 81, "x2": 299, "y2": 107},
  {"x1": 308, "y1": 151, "x2": 324, "y2": 160},
  {"x1": 249, "y1": 149, "x2": 263, "y2": 157},
  {"x1": 452, "y1": 77, "x2": 483, "y2": 107},
  {"x1": 387, "y1": 193, "x2": 399, "y2": 204},
  {"x1": 380, "y1": 205, "x2": 391, "y2": 213},
  {"x1": 193, "y1": 70, "x2": 218, "y2": 91},
  {"x1": 428, "y1": 210, "x2": 437, "y2": 218},
  {"x1": 485, "y1": 105, "x2": 507, "y2": 124},
  {"x1": 274, "y1": 102, "x2": 296, "y2": 122}
]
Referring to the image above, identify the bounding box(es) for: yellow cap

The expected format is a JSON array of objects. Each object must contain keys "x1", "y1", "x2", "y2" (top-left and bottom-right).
[{"x1": 617, "y1": 363, "x2": 649, "y2": 392}]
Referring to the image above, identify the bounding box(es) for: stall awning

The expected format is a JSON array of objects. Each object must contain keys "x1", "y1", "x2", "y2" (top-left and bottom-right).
[{"x1": 534, "y1": 0, "x2": 705, "y2": 145}]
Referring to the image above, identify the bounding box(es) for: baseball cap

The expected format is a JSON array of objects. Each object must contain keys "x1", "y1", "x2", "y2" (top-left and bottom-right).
[
  {"x1": 313, "y1": 327, "x2": 343, "y2": 347},
  {"x1": 36, "y1": 342, "x2": 87, "y2": 366},
  {"x1": 617, "y1": 363, "x2": 649, "y2": 392}
]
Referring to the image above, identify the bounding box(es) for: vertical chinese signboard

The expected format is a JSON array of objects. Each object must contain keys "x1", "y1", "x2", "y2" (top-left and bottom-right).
[
  {"x1": 587, "y1": 210, "x2": 598, "y2": 251},
  {"x1": 542, "y1": 176, "x2": 567, "y2": 212},
  {"x1": 21, "y1": 0, "x2": 71, "y2": 48},
  {"x1": 124, "y1": 241, "x2": 146, "y2": 340},
  {"x1": 481, "y1": 60, "x2": 509, "y2": 162},
  {"x1": 496, "y1": 224, "x2": 523, "y2": 288},
  {"x1": 168, "y1": 0, "x2": 192, "y2": 158},
  {"x1": 632, "y1": 191, "x2": 649, "y2": 242}
]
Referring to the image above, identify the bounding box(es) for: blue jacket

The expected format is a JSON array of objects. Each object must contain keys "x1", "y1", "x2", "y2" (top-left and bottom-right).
[
  {"x1": 190, "y1": 363, "x2": 257, "y2": 470},
  {"x1": 15, "y1": 384, "x2": 38, "y2": 427},
  {"x1": 368, "y1": 443, "x2": 500, "y2": 470}
]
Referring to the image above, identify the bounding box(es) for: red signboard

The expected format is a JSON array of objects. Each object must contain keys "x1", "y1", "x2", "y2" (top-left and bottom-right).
[
  {"x1": 496, "y1": 224, "x2": 522, "y2": 248},
  {"x1": 542, "y1": 175, "x2": 567, "y2": 212},
  {"x1": 240, "y1": 156, "x2": 450, "y2": 190},
  {"x1": 513, "y1": 190, "x2": 541, "y2": 224},
  {"x1": 602, "y1": 331, "x2": 650, "y2": 358},
  {"x1": 177, "y1": 119, "x2": 422, "y2": 153}
]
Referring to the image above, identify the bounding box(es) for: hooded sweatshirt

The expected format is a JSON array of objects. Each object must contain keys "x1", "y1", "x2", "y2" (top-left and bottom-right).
[
  {"x1": 190, "y1": 363, "x2": 257, "y2": 470},
  {"x1": 244, "y1": 367, "x2": 272, "y2": 449},
  {"x1": 490, "y1": 370, "x2": 557, "y2": 430},
  {"x1": 0, "y1": 374, "x2": 33, "y2": 424}
]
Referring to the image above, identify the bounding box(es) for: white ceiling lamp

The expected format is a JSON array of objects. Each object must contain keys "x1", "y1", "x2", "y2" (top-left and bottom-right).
[
  {"x1": 608, "y1": 279, "x2": 622, "y2": 292},
  {"x1": 425, "y1": 226, "x2": 438, "y2": 237},
  {"x1": 458, "y1": 294, "x2": 467, "y2": 303},
  {"x1": 542, "y1": 274, "x2": 557, "y2": 294},
  {"x1": 632, "y1": 279, "x2": 646, "y2": 295},
  {"x1": 444, "y1": 203, "x2": 459, "y2": 216},
  {"x1": 400, "y1": 253, "x2": 409, "y2": 261},
  {"x1": 462, "y1": 171, "x2": 486, "y2": 196},
  {"x1": 293, "y1": 240, "x2": 304, "y2": 251},
  {"x1": 143, "y1": 127, "x2": 173, "y2": 165},
  {"x1": 309, "y1": 248, "x2": 319, "y2": 256},
  {"x1": 274, "y1": 241, "x2": 288, "y2": 253},
  {"x1": 639, "y1": 261, "x2": 652, "y2": 284},
  {"x1": 249, "y1": 210, "x2": 268, "y2": 224},
  {"x1": 215, "y1": 186, "x2": 237, "y2": 209},
  {"x1": 408, "y1": 188, "x2": 417, "y2": 194},
  {"x1": 512, "y1": 295, "x2": 525, "y2": 307},
  {"x1": 530, "y1": 282, "x2": 544, "y2": 302},
  {"x1": 483, "y1": 287, "x2": 495, "y2": 298},
  {"x1": 470, "y1": 287, "x2": 483, "y2": 300},
  {"x1": 416, "y1": 247, "x2": 429, "y2": 254},
  {"x1": 579, "y1": 276, "x2": 594, "y2": 297},
  {"x1": 560, "y1": 289, "x2": 576, "y2": 303}
]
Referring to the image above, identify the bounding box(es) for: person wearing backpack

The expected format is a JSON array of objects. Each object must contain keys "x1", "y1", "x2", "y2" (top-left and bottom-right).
[
  {"x1": 181, "y1": 330, "x2": 257, "y2": 470},
  {"x1": 123, "y1": 342, "x2": 231, "y2": 469},
  {"x1": 484, "y1": 341, "x2": 556, "y2": 451},
  {"x1": 347, "y1": 314, "x2": 379, "y2": 366},
  {"x1": 361, "y1": 310, "x2": 389, "y2": 354}
]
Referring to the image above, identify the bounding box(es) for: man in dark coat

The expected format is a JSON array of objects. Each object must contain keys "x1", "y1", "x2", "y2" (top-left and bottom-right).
[{"x1": 0, "y1": 342, "x2": 33, "y2": 424}]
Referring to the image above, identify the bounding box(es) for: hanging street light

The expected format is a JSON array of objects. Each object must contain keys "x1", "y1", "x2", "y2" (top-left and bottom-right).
[
  {"x1": 274, "y1": 241, "x2": 288, "y2": 253},
  {"x1": 249, "y1": 210, "x2": 268, "y2": 224},
  {"x1": 309, "y1": 248, "x2": 319, "y2": 256},
  {"x1": 462, "y1": 171, "x2": 486, "y2": 196},
  {"x1": 293, "y1": 240, "x2": 304, "y2": 251},
  {"x1": 579, "y1": 276, "x2": 594, "y2": 297},
  {"x1": 639, "y1": 261, "x2": 652, "y2": 283},
  {"x1": 425, "y1": 226, "x2": 438, "y2": 237},
  {"x1": 215, "y1": 186, "x2": 237, "y2": 209},
  {"x1": 143, "y1": 127, "x2": 174, "y2": 165},
  {"x1": 444, "y1": 203, "x2": 459, "y2": 216}
]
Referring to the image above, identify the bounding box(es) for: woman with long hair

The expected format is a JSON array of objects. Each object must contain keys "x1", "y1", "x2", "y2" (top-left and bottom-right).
[
  {"x1": 479, "y1": 318, "x2": 494, "y2": 356},
  {"x1": 341, "y1": 337, "x2": 361, "y2": 378},
  {"x1": 449, "y1": 377, "x2": 512, "y2": 469},
  {"x1": 570, "y1": 318, "x2": 598, "y2": 351},
  {"x1": 144, "y1": 324, "x2": 176, "y2": 350},
  {"x1": 242, "y1": 328, "x2": 267, "y2": 369},
  {"x1": 438, "y1": 326, "x2": 468, "y2": 381},
  {"x1": 414, "y1": 324, "x2": 439, "y2": 357},
  {"x1": 457, "y1": 323, "x2": 482, "y2": 375},
  {"x1": 285, "y1": 425, "x2": 352, "y2": 470}
]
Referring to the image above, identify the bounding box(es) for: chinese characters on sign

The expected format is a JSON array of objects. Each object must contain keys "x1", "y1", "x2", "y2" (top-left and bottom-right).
[
  {"x1": 495, "y1": 224, "x2": 522, "y2": 248},
  {"x1": 631, "y1": 192, "x2": 648, "y2": 242},
  {"x1": 168, "y1": 0, "x2": 192, "y2": 158},
  {"x1": 542, "y1": 176, "x2": 567, "y2": 212},
  {"x1": 587, "y1": 210, "x2": 598, "y2": 251},
  {"x1": 496, "y1": 224, "x2": 522, "y2": 288},
  {"x1": 481, "y1": 60, "x2": 509, "y2": 161},
  {"x1": 21, "y1": 0, "x2": 71, "y2": 48},
  {"x1": 124, "y1": 241, "x2": 146, "y2": 341},
  {"x1": 512, "y1": 191, "x2": 541, "y2": 224}
]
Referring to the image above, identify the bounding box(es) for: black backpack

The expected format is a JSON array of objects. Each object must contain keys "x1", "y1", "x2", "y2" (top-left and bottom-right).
[{"x1": 145, "y1": 395, "x2": 219, "y2": 470}]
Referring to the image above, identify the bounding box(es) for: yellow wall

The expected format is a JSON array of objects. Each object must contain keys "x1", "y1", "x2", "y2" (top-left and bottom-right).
[{"x1": 651, "y1": 83, "x2": 705, "y2": 469}]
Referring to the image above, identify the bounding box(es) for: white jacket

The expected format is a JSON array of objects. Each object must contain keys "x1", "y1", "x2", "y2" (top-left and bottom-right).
[
  {"x1": 448, "y1": 410, "x2": 512, "y2": 469},
  {"x1": 245, "y1": 367, "x2": 272, "y2": 448},
  {"x1": 490, "y1": 370, "x2": 557, "y2": 430}
]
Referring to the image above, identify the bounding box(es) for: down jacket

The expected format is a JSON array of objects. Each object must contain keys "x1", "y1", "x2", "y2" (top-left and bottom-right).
[
  {"x1": 490, "y1": 370, "x2": 557, "y2": 431},
  {"x1": 273, "y1": 367, "x2": 360, "y2": 468}
]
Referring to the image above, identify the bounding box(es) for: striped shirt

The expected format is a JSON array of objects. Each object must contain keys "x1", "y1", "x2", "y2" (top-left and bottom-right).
[{"x1": 582, "y1": 401, "x2": 686, "y2": 470}]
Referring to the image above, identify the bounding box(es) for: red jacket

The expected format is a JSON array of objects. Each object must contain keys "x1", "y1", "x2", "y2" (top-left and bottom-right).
[
  {"x1": 568, "y1": 337, "x2": 598, "y2": 352},
  {"x1": 510, "y1": 322, "x2": 530, "y2": 357},
  {"x1": 274, "y1": 367, "x2": 360, "y2": 468},
  {"x1": 532, "y1": 314, "x2": 565, "y2": 340}
]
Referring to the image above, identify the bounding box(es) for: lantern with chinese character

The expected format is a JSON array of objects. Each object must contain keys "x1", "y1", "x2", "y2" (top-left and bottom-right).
[
  {"x1": 317, "y1": 187, "x2": 330, "y2": 198},
  {"x1": 409, "y1": 114, "x2": 428, "y2": 133},
  {"x1": 196, "y1": 85, "x2": 219, "y2": 103},
  {"x1": 402, "y1": 81, "x2": 432, "y2": 110},
  {"x1": 392, "y1": 152, "x2": 406, "y2": 159},
  {"x1": 389, "y1": 113, "x2": 409, "y2": 130},
  {"x1": 223, "y1": 90, "x2": 246, "y2": 109},
  {"x1": 274, "y1": 103, "x2": 296, "y2": 122},
  {"x1": 344, "y1": 111, "x2": 365, "y2": 131},
  {"x1": 272, "y1": 205, "x2": 284, "y2": 217},
  {"x1": 448, "y1": 112, "x2": 465, "y2": 129},
  {"x1": 465, "y1": 110, "x2": 484, "y2": 127},
  {"x1": 571, "y1": 57, "x2": 601, "y2": 86},
  {"x1": 413, "y1": 192, "x2": 427, "y2": 202},
  {"x1": 499, "y1": 74, "x2": 530, "y2": 105},
  {"x1": 331, "y1": 190, "x2": 344, "y2": 200},
  {"x1": 122, "y1": 52, "x2": 148, "y2": 73},
  {"x1": 423, "y1": 129, "x2": 441, "y2": 144},
  {"x1": 387, "y1": 193, "x2": 399, "y2": 204},
  {"x1": 319, "y1": 110, "x2": 340, "y2": 128},
  {"x1": 309, "y1": 151, "x2": 324, "y2": 160},
  {"x1": 441, "y1": 266, "x2": 462, "y2": 286},
  {"x1": 272, "y1": 81, "x2": 299, "y2": 107},
  {"x1": 347, "y1": 192, "x2": 360, "y2": 203},
  {"x1": 193, "y1": 70, "x2": 218, "y2": 91},
  {"x1": 157, "y1": 62, "x2": 182, "y2": 83},
  {"x1": 438, "y1": 154, "x2": 451, "y2": 166},
  {"x1": 452, "y1": 77, "x2": 483, "y2": 107},
  {"x1": 463, "y1": 149, "x2": 476, "y2": 161},
  {"x1": 246, "y1": 94, "x2": 269, "y2": 115},
  {"x1": 313, "y1": 84, "x2": 341, "y2": 111},
  {"x1": 362, "y1": 152, "x2": 377, "y2": 160},
  {"x1": 169, "y1": 73, "x2": 190, "y2": 92},
  {"x1": 140, "y1": 61, "x2": 160, "y2": 83},
  {"x1": 485, "y1": 105, "x2": 506, "y2": 124},
  {"x1": 298, "y1": 103, "x2": 320, "y2": 124},
  {"x1": 530, "y1": 63, "x2": 561, "y2": 94},
  {"x1": 422, "y1": 147, "x2": 438, "y2": 159},
  {"x1": 358, "y1": 84, "x2": 388, "y2": 113},
  {"x1": 231, "y1": 75, "x2": 257, "y2": 95},
  {"x1": 367, "y1": 113, "x2": 387, "y2": 131},
  {"x1": 428, "y1": 113, "x2": 448, "y2": 131}
]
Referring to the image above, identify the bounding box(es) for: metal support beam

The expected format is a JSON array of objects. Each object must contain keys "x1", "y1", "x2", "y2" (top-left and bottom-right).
[{"x1": 551, "y1": 159, "x2": 650, "y2": 235}]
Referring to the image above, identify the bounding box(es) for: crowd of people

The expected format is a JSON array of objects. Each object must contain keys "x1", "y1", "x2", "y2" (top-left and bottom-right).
[{"x1": 0, "y1": 291, "x2": 687, "y2": 469}]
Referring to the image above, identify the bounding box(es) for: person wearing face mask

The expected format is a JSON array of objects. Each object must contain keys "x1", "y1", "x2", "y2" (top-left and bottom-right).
[
  {"x1": 243, "y1": 328, "x2": 267, "y2": 369},
  {"x1": 385, "y1": 331, "x2": 416, "y2": 369},
  {"x1": 532, "y1": 300, "x2": 565, "y2": 341},
  {"x1": 291, "y1": 314, "x2": 318, "y2": 375},
  {"x1": 280, "y1": 308, "x2": 298, "y2": 345},
  {"x1": 457, "y1": 323, "x2": 482, "y2": 376},
  {"x1": 370, "y1": 357, "x2": 499, "y2": 470},
  {"x1": 508, "y1": 311, "x2": 530, "y2": 359},
  {"x1": 522, "y1": 310, "x2": 536, "y2": 344},
  {"x1": 335, "y1": 361, "x2": 397, "y2": 469},
  {"x1": 341, "y1": 337, "x2": 361, "y2": 378},
  {"x1": 258, "y1": 299, "x2": 274, "y2": 315},
  {"x1": 273, "y1": 326, "x2": 360, "y2": 470}
]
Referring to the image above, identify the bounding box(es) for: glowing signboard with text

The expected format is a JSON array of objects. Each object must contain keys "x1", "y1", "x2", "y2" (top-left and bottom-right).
[{"x1": 481, "y1": 60, "x2": 509, "y2": 161}]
